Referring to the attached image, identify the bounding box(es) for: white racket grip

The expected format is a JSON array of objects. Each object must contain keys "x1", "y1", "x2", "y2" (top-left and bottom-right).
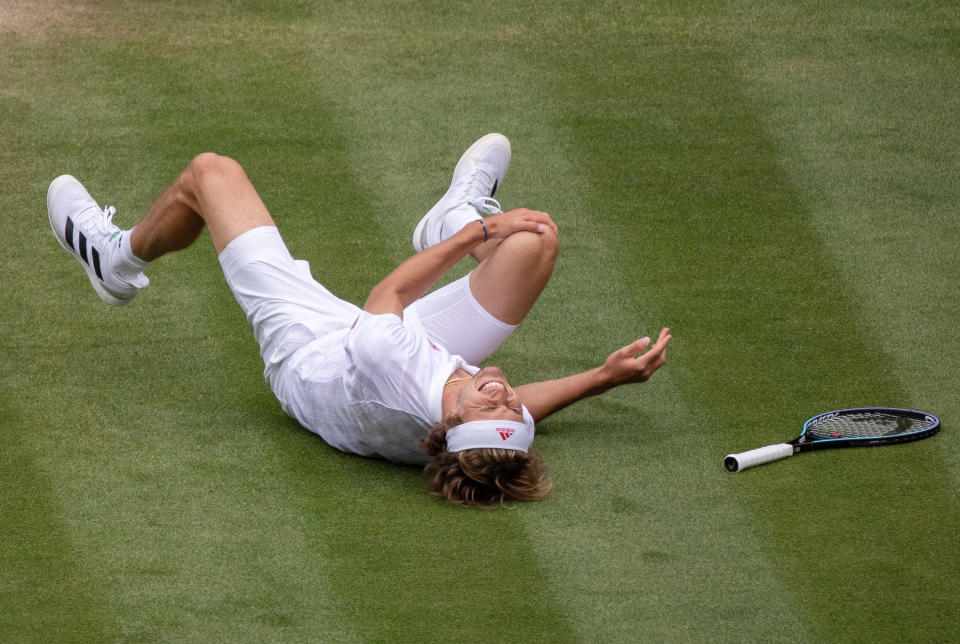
[{"x1": 724, "y1": 443, "x2": 794, "y2": 472}]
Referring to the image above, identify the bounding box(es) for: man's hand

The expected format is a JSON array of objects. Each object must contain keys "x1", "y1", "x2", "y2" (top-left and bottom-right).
[
  {"x1": 363, "y1": 207, "x2": 558, "y2": 319},
  {"x1": 600, "y1": 327, "x2": 672, "y2": 386},
  {"x1": 484, "y1": 208, "x2": 558, "y2": 239}
]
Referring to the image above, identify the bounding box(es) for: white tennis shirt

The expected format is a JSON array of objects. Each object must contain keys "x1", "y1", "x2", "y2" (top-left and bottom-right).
[{"x1": 277, "y1": 311, "x2": 477, "y2": 465}]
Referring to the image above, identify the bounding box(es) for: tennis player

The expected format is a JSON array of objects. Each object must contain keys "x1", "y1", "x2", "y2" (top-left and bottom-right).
[{"x1": 47, "y1": 134, "x2": 671, "y2": 508}]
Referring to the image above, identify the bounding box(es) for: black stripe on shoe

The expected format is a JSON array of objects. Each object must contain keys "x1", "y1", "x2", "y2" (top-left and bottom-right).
[
  {"x1": 92, "y1": 247, "x2": 103, "y2": 281},
  {"x1": 65, "y1": 217, "x2": 75, "y2": 251},
  {"x1": 79, "y1": 232, "x2": 88, "y2": 264}
]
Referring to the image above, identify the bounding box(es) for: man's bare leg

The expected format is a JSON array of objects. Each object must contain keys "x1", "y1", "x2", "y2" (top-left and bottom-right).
[
  {"x1": 468, "y1": 227, "x2": 559, "y2": 325},
  {"x1": 130, "y1": 153, "x2": 276, "y2": 262},
  {"x1": 127, "y1": 152, "x2": 555, "y2": 327}
]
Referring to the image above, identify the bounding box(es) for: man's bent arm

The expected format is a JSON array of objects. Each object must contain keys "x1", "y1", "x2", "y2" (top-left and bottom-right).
[
  {"x1": 364, "y1": 221, "x2": 485, "y2": 317},
  {"x1": 363, "y1": 209, "x2": 556, "y2": 318},
  {"x1": 516, "y1": 328, "x2": 672, "y2": 422}
]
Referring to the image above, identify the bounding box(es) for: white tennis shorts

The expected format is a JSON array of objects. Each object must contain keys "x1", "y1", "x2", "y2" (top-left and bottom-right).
[{"x1": 218, "y1": 226, "x2": 516, "y2": 385}]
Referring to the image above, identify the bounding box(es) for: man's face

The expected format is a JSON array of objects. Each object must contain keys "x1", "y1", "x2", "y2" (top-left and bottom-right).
[{"x1": 454, "y1": 366, "x2": 524, "y2": 423}]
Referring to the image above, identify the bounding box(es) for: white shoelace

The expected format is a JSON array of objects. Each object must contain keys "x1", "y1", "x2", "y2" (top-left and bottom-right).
[
  {"x1": 79, "y1": 203, "x2": 120, "y2": 238},
  {"x1": 467, "y1": 196, "x2": 502, "y2": 216}
]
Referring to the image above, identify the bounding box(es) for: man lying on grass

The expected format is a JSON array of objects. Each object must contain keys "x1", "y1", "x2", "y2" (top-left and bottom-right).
[{"x1": 47, "y1": 133, "x2": 671, "y2": 508}]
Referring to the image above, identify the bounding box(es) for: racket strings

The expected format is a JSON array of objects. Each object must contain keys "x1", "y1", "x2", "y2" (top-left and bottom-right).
[{"x1": 807, "y1": 412, "x2": 933, "y2": 439}]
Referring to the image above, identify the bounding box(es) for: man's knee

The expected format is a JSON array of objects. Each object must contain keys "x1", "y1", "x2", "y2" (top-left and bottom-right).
[
  {"x1": 538, "y1": 226, "x2": 560, "y2": 262},
  {"x1": 176, "y1": 153, "x2": 275, "y2": 253},
  {"x1": 501, "y1": 228, "x2": 559, "y2": 266},
  {"x1": 185, "y1": 152, "x2": 248, "y2": 188}
]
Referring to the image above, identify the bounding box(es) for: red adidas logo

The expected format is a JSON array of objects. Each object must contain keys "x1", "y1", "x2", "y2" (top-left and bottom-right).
[{"x1": 497, "y1": 428, "x2": 515, "y2": 441}]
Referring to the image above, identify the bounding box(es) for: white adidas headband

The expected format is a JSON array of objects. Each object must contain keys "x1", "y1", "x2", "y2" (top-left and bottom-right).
[{"x1": 445, "y1": 406, "x2": 536, "y2": 453}]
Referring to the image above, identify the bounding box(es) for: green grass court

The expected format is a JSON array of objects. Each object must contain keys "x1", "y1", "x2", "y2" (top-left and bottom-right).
[{"x1": 2, "y1": 1, "x2": 959, "y2": 641}]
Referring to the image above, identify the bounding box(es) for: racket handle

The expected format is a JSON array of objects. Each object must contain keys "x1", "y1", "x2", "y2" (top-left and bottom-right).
[{"x1": 724, "y1": 443, "x2": 794, "y2": 472}]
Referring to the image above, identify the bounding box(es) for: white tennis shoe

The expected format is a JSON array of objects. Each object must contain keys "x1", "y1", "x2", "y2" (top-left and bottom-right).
[
  {"x1": 412, "y1": 133, "x2": 511, "y2": 252},
  {"x1": 47, "y1": 175, "x2": 148, "y2": 306}
]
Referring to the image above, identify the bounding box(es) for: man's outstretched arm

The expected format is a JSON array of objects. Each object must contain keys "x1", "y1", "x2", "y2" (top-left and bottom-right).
[{"x1": 515, "y1": 328, "x2": 672, "y2": 422}]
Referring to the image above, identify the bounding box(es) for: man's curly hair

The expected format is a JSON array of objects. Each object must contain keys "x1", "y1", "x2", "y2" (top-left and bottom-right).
[{"x1": 420, "y1": 414, "x2": 552, "y2": 509}]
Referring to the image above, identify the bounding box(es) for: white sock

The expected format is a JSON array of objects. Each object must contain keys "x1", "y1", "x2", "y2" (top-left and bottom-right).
[
  {"x1": 113, "y1": 227, "x2": 150, "y2": 280},
  {"x1": 444, "y1": 209, "x2": 483, "y2": 242}
]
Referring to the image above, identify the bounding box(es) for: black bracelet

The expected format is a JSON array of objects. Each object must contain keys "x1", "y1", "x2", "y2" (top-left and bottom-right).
[{"x1": 479, "y1": 219, "x2": 489, "y2": 242}]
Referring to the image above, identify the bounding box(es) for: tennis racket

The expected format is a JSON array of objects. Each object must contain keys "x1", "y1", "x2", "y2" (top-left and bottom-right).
[{"x1": 724, "y1": 407, "x2": 940, "y2": 472}]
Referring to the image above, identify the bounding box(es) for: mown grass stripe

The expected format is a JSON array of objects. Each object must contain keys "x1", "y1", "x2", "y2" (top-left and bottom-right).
[
  {"x1": 0, "y1": 393, "x2": 117, "y2": 642},
  {"x1": 501, "y1": 10, "x2": 815, "y2": 640}
]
